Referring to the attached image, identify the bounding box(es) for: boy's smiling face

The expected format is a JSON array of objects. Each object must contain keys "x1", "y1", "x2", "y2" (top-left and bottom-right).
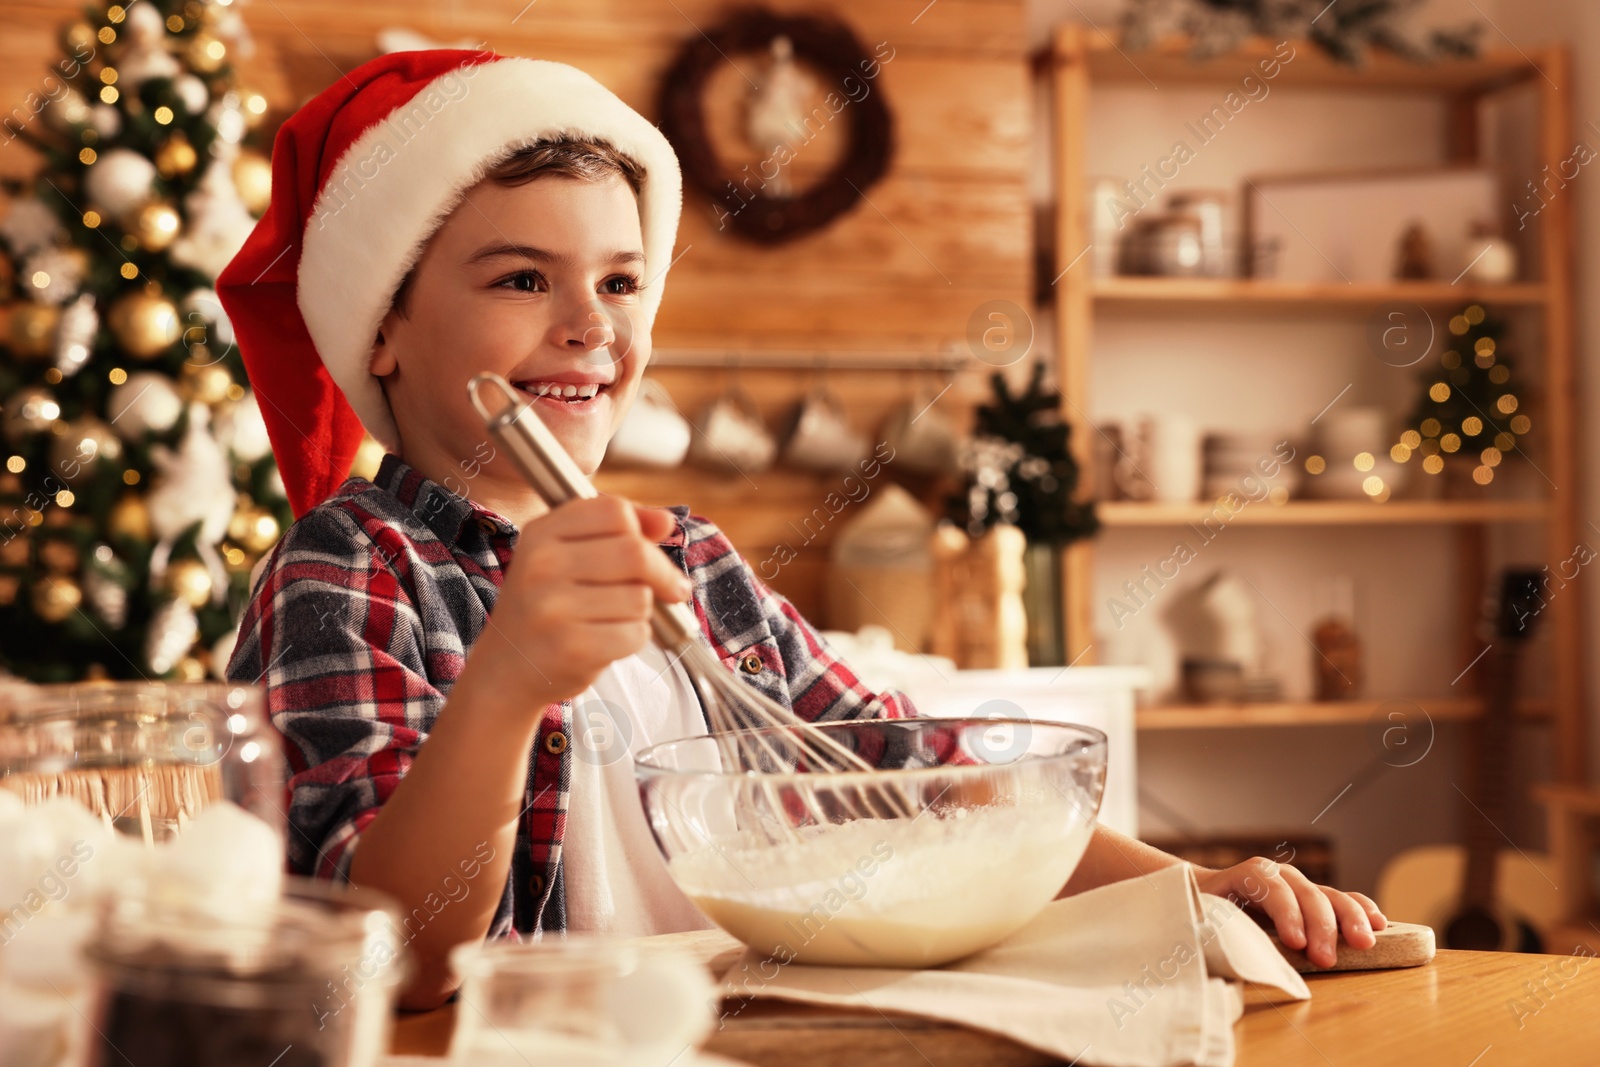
[{"x1": 370, "y1": 173, "x2": 649, "y2": 520}]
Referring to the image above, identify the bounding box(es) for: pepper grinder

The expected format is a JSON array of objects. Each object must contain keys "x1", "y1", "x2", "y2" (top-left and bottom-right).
[{"x1": 1312, "y1": 575, "x2": 1362, "y2": 700}]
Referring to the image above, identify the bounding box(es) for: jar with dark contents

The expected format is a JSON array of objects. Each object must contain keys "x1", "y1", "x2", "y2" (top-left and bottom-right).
[{"x1": 82, "y1": 879, "x2": 406, "y2": 1067}]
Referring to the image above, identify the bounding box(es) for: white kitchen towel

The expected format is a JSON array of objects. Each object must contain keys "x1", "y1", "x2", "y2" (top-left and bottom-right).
[{"x1": 720, "y1": 863, "x2": 1309, "y2": 1067}]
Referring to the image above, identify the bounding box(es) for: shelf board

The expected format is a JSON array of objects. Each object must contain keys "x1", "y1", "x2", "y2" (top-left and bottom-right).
[
  {"x1": 1071, "y1": 35, "x2": 1548, "y2": 94},
  {"x1": 1099, "y1": 499, "x2": 1552, "y2": 527},
  {"x1": 1137, "y1": 697, "x2": 1552, "y2": 730},
  {"x1": 1091, "y1": 278, "x2": 1547, "y2": 309}
]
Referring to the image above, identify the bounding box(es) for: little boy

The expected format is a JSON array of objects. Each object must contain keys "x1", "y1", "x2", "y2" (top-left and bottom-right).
[{"x1": 220, "y1": 50, "x2": 1383, "y2": 1009}]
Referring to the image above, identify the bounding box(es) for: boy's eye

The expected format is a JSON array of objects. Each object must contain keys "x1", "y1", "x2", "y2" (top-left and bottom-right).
[
  {"x1": 602, "y1": 274, "x2": 641, "y2": 296},
  {"x1": 496, "y1": 271, "x2": 545, "y2": 292}
]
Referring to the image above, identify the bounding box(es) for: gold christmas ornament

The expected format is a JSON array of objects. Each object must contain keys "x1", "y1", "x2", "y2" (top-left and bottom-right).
[
  {"x1": 154, "y1": 133, "x2": 198, "y2": 178},
  {"x1": 46, "y1": 88, "x2": 92, "y2": 131},
  {"x1": 163, "y1": 557, "x2": 214, "y2": 608},
  {"x1": 181, "y1": 360, "x2": 234, "y2": 406},
  {"x1": 235, "y1": 506, "x2": 280, "y2": 554},
  {"x1": 9, "y1": 302, "x2": 60, "y2": 360},
  {"x1": 109, "y1": 288, "x2": 181, "y2": 359},
  {"x1": 349, "y1": 434, "x2": 387, "y2": 480},
  {"x1": 37, "y1": 538, "x2": 80, "y2": 574},
  {"x1": 4, "y1": 387, "x2": 62, "y2": 440},
  {"x1": 32, "y1": 575, "x2": 82, "y2": 623},
  {"x1": 130, "y1": 201, "x2": 181, "y2": 252},
  {"x1": 186, "y1": 32, "x2": 227, "y2": 74},
  {"x1": 233, "y1": 150, "x2": 273, "y2": 216},
  {"x1": 108, "y1": 494, "x2": 152, "y2": 541},
  {"x1": 0, "y1": 536, "x2": 29, "y2": 567},
  {"x1": 62, "y1": 20, "x2": 97, "y2": 53},
  {"x1": 174, "y1": 655, "x2": 208, "y2": 682}
]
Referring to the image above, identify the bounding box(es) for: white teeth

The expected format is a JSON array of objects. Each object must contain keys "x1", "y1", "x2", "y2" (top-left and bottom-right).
[{"x1": 522, "y1": 381, "x2": 603, "y2": 401}]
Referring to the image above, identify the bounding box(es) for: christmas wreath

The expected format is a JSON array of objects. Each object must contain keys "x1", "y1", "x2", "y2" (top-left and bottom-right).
[{"x1": 656, "y1": 8, "x2": 894, "y2": 245}]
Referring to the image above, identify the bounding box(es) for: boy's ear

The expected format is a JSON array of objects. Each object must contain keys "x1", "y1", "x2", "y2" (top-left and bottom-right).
[{"x1": 370, "y1": 312, "x2": 398, "y2": 377}]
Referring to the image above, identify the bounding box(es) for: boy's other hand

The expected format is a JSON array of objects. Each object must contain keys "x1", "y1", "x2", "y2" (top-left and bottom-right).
[
  {"x1": 488, "y1": 496, "x2": 691, "y2": 702},
  {"x1": 1193, "y1": 858, "x2": 1387, "y2": 969}
]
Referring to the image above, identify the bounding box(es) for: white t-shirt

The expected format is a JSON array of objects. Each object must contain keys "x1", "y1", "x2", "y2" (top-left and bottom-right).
[{"x1": 561, "y1": 643, "x2": 718, "y2": 937}]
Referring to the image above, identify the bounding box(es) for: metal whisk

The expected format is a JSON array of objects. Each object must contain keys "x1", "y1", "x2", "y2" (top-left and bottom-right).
[{"x1": 468, "y1": 374, "x2": 911, "y2": 822}]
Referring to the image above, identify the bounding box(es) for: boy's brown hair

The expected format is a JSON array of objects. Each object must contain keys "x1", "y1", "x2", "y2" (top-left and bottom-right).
[{"x1": 389, "y1": 136, "x2": 645, "y2": 316}]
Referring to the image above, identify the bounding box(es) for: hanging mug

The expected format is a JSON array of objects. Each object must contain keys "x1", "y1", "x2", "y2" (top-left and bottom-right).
[
  {"x1": 882, "y1": 385, "x2": 960, "y2": 475},
  {"x1": 782, "y1": 387, "x2": 869, "y2": 472},
  {"x1": 689, "y1": 387, "x2": 777, "y2": 474},
  {"x1": 605, "y1": 379, "x2": 691, "y2": 468}
]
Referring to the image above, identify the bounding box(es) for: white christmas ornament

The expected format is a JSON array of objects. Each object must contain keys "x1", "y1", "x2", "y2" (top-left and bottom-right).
[
  {"x1": 262, "y1": 466, "x2": 287, "y2": 503},
  {"x1": 116, "y1": 2, "x2": 180, "y2": 89},
  {"x1": 209, "y1": 630, "x2": 239, "y2": 680},
  {"x1": 22, "y1": 246, "x2": 85, "y2": 306},
  {"x1": 84, "y1": 150, "x2": 157, "y2": 218},
  {"x1": 145, "y1": 597, "x2": 200, "y2": 676},
  {"x1": 90, "y1": 104, "x2": 122, "y2": 139},
  {"x1": 54, "y1": 294, "x2": 98, "y2": 377},
  {"x1": 181, "y1": 288, "x2": 236, "y2": 347},
  {"x1": 173, "y1": 74, "x2": 210, "y2": 116},
  {"x1": 208, "y1": 94, "x2": 246, "y2": 146},
  {"x1": 168, "y1": 155, "x2": 255, "y2": 281},
  {"x1": 217, "y1": 391, "x2": 270, "y2": 462},
  {"x1": 0, "y1": 198, "x2": 62, "y2": 256},
  {"x1": 84, "y1": 544, "x2": 130, "y2": 627},
  {"x1": 107, "y1": 372, "x2": 184, "y2": 439},
  {"x1": 147, "y1": 404, "x2": 236, "y2": 601}
]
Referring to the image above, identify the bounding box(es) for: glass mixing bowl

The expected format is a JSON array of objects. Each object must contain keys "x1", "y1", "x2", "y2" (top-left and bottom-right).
[{"x1": 634, "y1": 717, "x2": 1107, "y2": 968}]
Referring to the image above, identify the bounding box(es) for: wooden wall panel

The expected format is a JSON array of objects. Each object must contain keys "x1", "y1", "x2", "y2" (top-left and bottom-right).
[{"x1": 0, "y1": 0, "x2": 1030, "y2": 624}]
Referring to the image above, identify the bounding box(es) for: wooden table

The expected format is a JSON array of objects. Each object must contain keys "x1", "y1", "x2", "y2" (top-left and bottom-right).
[{"x1": 392, "y1": 937, "x2": 1600, "y2": 1065}]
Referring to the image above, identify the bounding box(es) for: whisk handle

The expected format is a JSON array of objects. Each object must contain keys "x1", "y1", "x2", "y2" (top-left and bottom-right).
[{"x1": 468, "y1": 373, "x2": 702, "y2": 654}]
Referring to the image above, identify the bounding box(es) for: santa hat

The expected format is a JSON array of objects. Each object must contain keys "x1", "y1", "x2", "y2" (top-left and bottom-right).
[{"x1": 217, "y1": 50, "x2": 683, "y2": 516}]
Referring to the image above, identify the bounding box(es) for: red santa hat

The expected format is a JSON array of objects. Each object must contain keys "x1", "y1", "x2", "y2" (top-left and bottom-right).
[{"x1": 217, "y1": 49, "x2": 683, "y2": 516}]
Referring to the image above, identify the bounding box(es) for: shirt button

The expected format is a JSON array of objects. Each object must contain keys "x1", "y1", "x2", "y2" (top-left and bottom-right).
[
  {"x1": 740, "y1": 653, "x2": 763, "y2": 675},
  {"x1": 543, "y1": 730, "x2": 569, "y2": 755},
  {"x1": 528, "y1": 873, "x2": 546, "y2": 899},
  {"x1": 476, "y1": 517, "x2": 499, "y2": 536}
]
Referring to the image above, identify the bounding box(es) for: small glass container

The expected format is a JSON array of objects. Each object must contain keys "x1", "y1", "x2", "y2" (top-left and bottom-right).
[
  {"x1": 0, "y1": 681, "x2": 282, "y2": 842},
  {"x1": 81, "y1": 878, "x2": 407, "y2": 1067},
  {"x1": 448, "y1": 939, "x2": 714, "y2": 1067}
]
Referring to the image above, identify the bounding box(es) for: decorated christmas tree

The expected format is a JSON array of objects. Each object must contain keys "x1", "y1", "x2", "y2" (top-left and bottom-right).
[
  {"x1": 955, "y1": 362, "x2": 1099, "y2": 546},
  {"x1": 0, "y1": 0, "x2": 290, "y2": 681},
  {"x1": 1395, "y1": 303, "x2": 1529, "y2": 489}
]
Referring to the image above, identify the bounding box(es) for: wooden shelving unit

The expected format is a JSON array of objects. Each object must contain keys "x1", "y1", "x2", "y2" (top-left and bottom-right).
[
  {"x1": 1138, "y1": 697, "x2": 1553, "y2": 731},
  {"x1": 1100, "y1": 499, "x2": 1552, "y2": 527},
  {"x1": 1047, "y1": 30, "x2": 1584, "y2": 777},
  {"x1": 1093, "y1": 277, "x2": 1549, "y2": 309}
]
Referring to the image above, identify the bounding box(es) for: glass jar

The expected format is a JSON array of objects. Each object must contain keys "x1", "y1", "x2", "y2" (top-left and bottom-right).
[
  {"x1": 0, "y1": 681, "x2": 282, "y2": 842},
  {"x1": 81, "y1": 878, "x2": 406, "y2": 1067},
  {"x1": 0, "y1": 682, "x2": 286, "y2": 1067},
  {"x1": 448, "y1": 939, "x2": 714, "y2": 1067}
]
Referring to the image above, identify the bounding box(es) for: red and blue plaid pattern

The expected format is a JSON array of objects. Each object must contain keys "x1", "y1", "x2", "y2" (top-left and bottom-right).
[{"x1": 227, "y1": 453, "x2": 911, "y2": 936}]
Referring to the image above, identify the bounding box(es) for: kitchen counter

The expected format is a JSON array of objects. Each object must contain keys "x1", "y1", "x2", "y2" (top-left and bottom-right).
[{"x1": 391, "y1": 931, "x2": 1600, "y2": 1065}]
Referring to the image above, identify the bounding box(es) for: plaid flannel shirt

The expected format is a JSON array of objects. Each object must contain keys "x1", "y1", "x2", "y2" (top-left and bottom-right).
[{"x1": 227, "y1": 453, "x2": 913, "y2": 937}]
